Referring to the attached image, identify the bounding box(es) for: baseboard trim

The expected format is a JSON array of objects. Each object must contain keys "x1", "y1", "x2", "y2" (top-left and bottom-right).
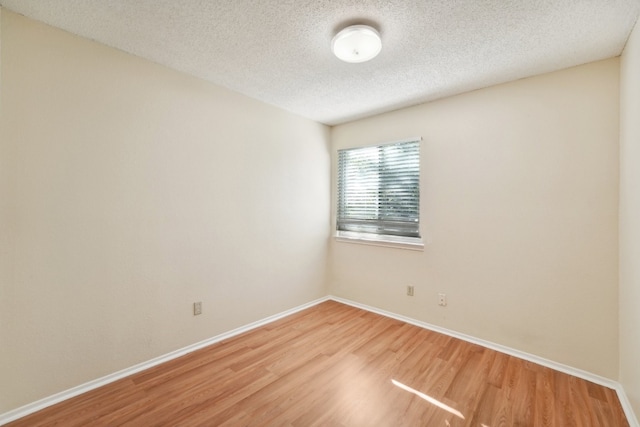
[
  {"x1": 0, "y1": 296, "x2": 330, "y2": 426},
  {"x1": 328, "y1": 295, "x2": 639, "y2": 427},
  {"x1": 616, "y1": 384, "x2": 640, "y2": 427}
]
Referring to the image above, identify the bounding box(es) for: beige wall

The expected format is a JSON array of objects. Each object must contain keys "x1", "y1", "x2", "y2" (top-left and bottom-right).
[
  {"x1": 0, "y1": 10, "x2": 330, "y2": 412},
  {"x1": 620, "y1": 19, "x2": 640, "y2": 419},
  {"x1": 329, "y1": 59, "x2": 620, "y2": 379}
]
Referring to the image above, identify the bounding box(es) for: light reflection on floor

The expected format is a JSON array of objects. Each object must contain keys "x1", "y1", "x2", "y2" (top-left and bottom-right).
[{"x1": 391, "y1": 379, "x2": 465, "y2": 420}]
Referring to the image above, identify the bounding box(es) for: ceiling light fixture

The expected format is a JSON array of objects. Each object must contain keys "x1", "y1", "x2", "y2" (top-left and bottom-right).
[{"x1": 331, "y1": 25, "x2": 382, "y2": 63}]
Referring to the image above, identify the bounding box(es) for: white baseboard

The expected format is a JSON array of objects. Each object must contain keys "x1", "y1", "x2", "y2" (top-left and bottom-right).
[
  {"x1": 328, "y1": 295, "x2": 639, "y2": 427},
  {"x1": 0, "y1": 296, "x2": 330, "y2": 426},
  {"x1": 616, "y1": 384, "x2": 640, "y2": 427},
  {"x1": 2, "y1": 294, "x2": 637, "y2": 426}
]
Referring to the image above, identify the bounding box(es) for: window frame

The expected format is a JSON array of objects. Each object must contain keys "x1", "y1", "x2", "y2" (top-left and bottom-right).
[{"x1": 335, "y1": 137, "x2": 424, "y2": 251}]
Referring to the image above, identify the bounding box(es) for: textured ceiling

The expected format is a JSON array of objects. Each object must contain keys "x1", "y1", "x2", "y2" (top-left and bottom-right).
[{"x1": 1, "y1": 1, "x2": 639, "y2": 125}]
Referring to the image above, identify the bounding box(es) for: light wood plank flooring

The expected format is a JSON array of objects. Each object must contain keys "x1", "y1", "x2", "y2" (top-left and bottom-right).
[{"x1": 7, "y1": 300, "x2": 629, "y2": 426}]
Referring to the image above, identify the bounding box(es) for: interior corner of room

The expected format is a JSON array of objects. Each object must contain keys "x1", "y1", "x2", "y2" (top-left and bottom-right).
[{"x1": 1, "y1": 2, "x2": 640, "y2": 425}]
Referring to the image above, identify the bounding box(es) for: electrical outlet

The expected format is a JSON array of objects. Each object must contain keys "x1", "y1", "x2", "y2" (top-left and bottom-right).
[
  {"x1": 193, "y1": 301, "x2": 202, "y2": 315},
  {"x1": 407, "y1": 286, "x2": 414, "y2": 296},
  {"x1": 438, "y1": 293, "x2": 447, "y2": 306}
]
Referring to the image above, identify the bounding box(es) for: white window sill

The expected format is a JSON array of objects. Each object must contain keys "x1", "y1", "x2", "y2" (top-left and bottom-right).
[{"x1": 334, "y1": 231, "x2": 424, "y2": 251}]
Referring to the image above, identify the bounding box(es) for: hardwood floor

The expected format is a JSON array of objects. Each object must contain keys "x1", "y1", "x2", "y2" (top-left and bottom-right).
[{"x1": 7, "y1": 300, "x2": 629, "y2": 426}]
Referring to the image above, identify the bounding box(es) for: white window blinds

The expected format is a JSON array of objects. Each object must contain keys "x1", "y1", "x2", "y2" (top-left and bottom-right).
[{"x1": 337, "y1": 139, "x2": 420, "y2": 238}]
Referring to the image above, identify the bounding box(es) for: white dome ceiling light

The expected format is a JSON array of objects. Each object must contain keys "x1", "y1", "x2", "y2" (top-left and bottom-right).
[{"x1": 331, "y1": 25, "x2": 382, "y2": 63}]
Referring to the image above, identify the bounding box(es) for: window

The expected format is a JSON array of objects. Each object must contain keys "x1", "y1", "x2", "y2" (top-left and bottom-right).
[{"x1": 337, "y1": 138, "x2": 422, "y2": 249}]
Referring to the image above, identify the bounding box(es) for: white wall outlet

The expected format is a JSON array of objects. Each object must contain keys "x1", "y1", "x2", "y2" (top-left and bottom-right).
[
  {"x1": 407, "y1": 285, "x2": 414, "y2": 296},
  {"x1": 193, "y1": 301, "x2": 202, "y2": 315},
  {"x1": 438, "y1": 293, "x2": 447, "y2": 306}
]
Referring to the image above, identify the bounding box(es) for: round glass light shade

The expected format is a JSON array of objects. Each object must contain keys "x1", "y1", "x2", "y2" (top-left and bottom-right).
[{"x1": 331, "y1": 25, "x2": 382, "y2": 63}]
